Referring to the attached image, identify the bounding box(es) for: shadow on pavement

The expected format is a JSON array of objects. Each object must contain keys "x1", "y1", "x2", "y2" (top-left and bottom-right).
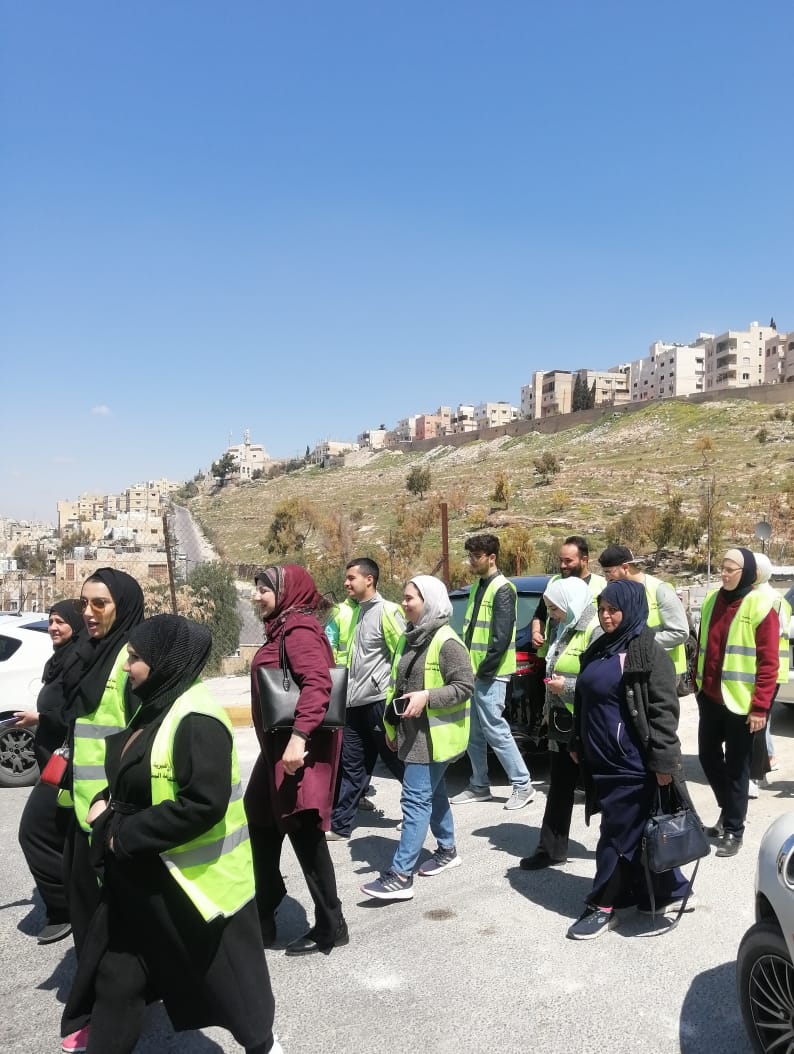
[{"x1": 680, "y1": 961, "x2": 752, "y2": 1053}]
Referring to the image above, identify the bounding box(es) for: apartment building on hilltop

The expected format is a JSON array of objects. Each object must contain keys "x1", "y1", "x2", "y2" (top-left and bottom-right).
[
  {"x1": 703, "y1": 321, "x2": 776, "y2": 391},
  {"x1": 764, "y1": 329, "x2": 793, "y2": 384},
  {"x1": 474, "y1": 401, "x2": 519, "y2": 428},
  {"x1": 626, "y1": 339, "x2": 708, "y2": 402}
]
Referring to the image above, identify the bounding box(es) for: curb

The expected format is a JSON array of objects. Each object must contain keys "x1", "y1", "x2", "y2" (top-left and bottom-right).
[{"x1": 223, "y1": 704, "x2": 252, "y2": 728}]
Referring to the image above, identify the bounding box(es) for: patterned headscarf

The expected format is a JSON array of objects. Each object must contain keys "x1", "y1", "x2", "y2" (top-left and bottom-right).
[{"x1": 254, "y1": 564, "x2": 324, "y2": 631}]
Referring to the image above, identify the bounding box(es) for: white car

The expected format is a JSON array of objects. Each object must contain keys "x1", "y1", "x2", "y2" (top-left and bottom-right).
[
  {"x1": 0, "y1": 612, "x2": 54, "y2": 787},
  {"x1": 737, "y1": 813, "x2": 794, "y2": 1052}
]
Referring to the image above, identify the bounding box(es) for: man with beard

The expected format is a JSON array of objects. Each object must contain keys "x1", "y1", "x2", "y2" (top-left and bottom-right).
[{"x1": 531, "y1": 536, "x2": 606, "y2": 655}]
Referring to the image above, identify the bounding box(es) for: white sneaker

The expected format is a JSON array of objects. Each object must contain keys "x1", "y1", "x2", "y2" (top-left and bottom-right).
[{"x1": 748, "y1": 780, "x2": 760, "y2": 799}]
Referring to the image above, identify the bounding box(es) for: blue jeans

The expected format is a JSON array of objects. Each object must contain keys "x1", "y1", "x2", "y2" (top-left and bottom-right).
[
  {"x1": 392, "y1": 761, "x2": 455, "y2": 876},
  {"x1": 466, "y1": 676, "x2": 530, "y2": 792}
]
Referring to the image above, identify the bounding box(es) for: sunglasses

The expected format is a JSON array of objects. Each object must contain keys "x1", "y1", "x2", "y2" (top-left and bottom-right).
[{"x1": 76, "y1": 597, "x2": 113, "y2": 613}]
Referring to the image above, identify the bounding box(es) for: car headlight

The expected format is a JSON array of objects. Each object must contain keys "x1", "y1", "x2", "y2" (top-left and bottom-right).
[{"x1": 777, "y1": 833, "x2": 794, "y2": 890}]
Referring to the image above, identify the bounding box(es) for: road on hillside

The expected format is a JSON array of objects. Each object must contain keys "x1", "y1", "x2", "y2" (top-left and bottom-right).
[{"x1": 170, "y1": 504, "x2": 217, "y2": 575}]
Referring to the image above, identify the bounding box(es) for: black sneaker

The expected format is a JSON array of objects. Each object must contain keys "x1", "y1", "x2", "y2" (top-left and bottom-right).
[
  {"x1": 566, "y1": 905, "x2": 617, "y2": 940},
  {"x1": 418, "y1": 846, "x2": 462, "y2": 877}
]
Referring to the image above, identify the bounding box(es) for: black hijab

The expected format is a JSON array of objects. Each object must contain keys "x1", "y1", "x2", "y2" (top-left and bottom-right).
[
  {"x1": 41, "y1": 600, "x2": 85, "y2": 685},
  {"x1": 721, "y1": 547, "x2": 757, "y2": 602},
  {"x1": 579, "y1": 579, "x2": 649, "y2": 669},
  {"x1": 127, "y1": 615, "x2": 212, "y2": 722},
  {"x1": 62, "y1": 568, "x2": 145, "y2": 718}
]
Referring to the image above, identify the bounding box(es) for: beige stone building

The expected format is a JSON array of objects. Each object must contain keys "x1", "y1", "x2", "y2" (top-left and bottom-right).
[
  {"x1": 764, "y1": 329, "x2": 792, "y2": 384},
  {"x1": 227, "y1": 431, "x2": 269, "y2": 480},
  {"x1": 703, "y1": 321, "x2": 776, "y2": 392},
  {"x1": 626, "y1": 340, "x2": 707, "y2": 402}
]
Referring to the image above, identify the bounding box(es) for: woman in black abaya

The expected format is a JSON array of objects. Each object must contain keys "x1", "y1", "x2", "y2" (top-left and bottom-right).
[
  {"x1": 16, "y1": 600, "x2": 84, "y2": 943},
  {"x1": 63, "y1": 615, "x2": 279, "y2": 1054}
]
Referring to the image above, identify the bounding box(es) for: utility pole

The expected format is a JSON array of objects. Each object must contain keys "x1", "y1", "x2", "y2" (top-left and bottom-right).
[{"x1": 163, "y1": 513, "x2": 178, "y2": 614}]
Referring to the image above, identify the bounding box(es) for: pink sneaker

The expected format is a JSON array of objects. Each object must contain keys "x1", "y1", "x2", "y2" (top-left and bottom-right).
[{"x1": 62, "y1": 1026, "x2": 90, "y2": 1052}]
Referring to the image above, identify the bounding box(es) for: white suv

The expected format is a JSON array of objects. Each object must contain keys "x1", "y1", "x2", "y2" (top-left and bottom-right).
[
  {"x1": 0, "y1": 612, "x2": 54, "y2": 787},
  {"x1": 737, "y1": 813, "x2": 794, "y2": 1051}
]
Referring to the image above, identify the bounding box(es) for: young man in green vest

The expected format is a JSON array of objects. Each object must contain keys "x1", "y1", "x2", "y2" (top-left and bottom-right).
[
  {"x1": 450, "y1": 533, "x2": 534, "y2": 811},
  {"x1": 597, "y1": 544, "x2": 690, "y2": 675},
  {"x1": 328, "y1": 557, "x2": 406, "y2": 839}
]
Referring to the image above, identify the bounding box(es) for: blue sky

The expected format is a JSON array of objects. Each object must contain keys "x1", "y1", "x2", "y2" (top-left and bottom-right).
[{"x1": 2, "y1": 1, "x2": 792, "y2": 521}]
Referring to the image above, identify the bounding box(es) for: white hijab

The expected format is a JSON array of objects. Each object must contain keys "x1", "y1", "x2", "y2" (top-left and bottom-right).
[
  {"x1": 543, "y1": 576, "x2": 591, "y2": 664},
  {"x1": 408, "y1": 574, "x2": 452, "y2": 632}
]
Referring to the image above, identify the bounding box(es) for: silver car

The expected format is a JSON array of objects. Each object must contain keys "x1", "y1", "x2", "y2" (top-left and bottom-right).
[{"x1": 737, "y1": 813, "x2": 794, "y2": 1052}]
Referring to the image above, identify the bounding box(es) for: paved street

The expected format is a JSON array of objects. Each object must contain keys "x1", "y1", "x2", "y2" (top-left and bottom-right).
[{"x1": 4, "y1": 689, "x2": 792, "y2": 1053}]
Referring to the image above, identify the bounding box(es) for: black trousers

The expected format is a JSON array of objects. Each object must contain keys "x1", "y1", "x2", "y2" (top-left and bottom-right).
[
  {"x1": 250, "y1": 812, "x2": 343, "y2": 945},
  {"x1": 63, "y1": 818, "x2": 102, "y2": 958},
  {"x1": 537, "y1": 746, "x2": 579, "y2": 861},
  {"x1": 18, "y1": 780, "x2": 71, "y2": 924},
  {"x1": 697, "y1": 693, "x2": 757, "y2": 837},
  {"x1": 331, "y1": 700, "x2": 404, "y2": 836}
]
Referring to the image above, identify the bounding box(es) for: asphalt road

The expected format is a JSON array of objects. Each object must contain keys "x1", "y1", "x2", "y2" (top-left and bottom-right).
[{"x1": 5, "y1": 690, "x2": 793, "y2": 1054}]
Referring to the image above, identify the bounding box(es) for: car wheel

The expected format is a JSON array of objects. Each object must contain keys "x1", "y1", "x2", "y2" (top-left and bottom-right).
[
  {"x1": 0, "y1": 724, "x2": 39, "y2": 787},
  {"x1": 738, "y1": 919, "x2": 794, "y2": 1053}
]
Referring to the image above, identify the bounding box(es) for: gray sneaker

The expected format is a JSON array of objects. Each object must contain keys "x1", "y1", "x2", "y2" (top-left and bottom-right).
[
  {"x1": 450, "y1": 787, "x2": 492, "y2": 805},
  {"x1": 418, "y1": 846, "x2": 462, "y2": 877},
  {"x1": 504, "y1": 787, "x2": 535, "y2": 811}
]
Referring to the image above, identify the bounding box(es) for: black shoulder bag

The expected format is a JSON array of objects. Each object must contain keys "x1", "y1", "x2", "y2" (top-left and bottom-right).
[
  {"x1": 641, "y1": 784, "x2": 710, "y2": 931},
  {"x1": 256, "y1": 632, "x2": 348, "y2": 732}
]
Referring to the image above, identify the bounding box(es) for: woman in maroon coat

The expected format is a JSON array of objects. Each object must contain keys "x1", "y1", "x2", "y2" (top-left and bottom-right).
[{"x1": 245, "y1": 565, "x2": 349, "y2": 956}]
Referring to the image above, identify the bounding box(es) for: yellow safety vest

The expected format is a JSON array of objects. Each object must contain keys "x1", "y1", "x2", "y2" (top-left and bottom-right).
[
  {"x1": 696, "y1": 589, "x2": 776, "y2": 714},
  {"x1": 643, "y1": 573, "x2": 687, "y2": 675},
  {"x1": 463, "y1": 574, "x2": 517, "y2": 675},
  {"x1": 340, "y1": 599, "x2": 404, "y2": 667},
  {"x1": 329, "y1": 599, "x2": 357, "y2": 665},
  {"x1": 71, "y1": 647, "x2": 129, "y2": 832},
  {"x1": 384, "y1": 625, "x2": 471, "y2": 762},
  {"x1": 149, "y1": 681, "x2": 255, "y2": 922},
  {"x1": 550, "y1": 613, "x2": 600, "y2": 714},
  {"x1": 756, "y1": 582, "x2": 792, "y2": 684}
]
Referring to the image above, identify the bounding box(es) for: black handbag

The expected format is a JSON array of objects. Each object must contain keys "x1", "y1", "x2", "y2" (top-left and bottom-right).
[
  {"x1": 641, "y1": 785, "x2": 710, "y2": 929},
  {"x1": 256, "y1": 633, "x2": 348, "y2": 732}
]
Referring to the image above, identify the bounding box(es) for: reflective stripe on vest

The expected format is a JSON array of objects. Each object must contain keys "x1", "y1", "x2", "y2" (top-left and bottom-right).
[
  {"x1": 696, "y1": 589, "x2": 775, "y2": 714},
  {"x1": 644, "y1": 574, "x2": 687, "y2": 675},
  {"x1": 462, "y1": 574, "x2": 516, "y2": 675},
  {"x1": 384, "y1": 625, "x2": 471, "y2": 763},
  {"x1": 150, "y1": 681, "x2": 254, "y2": 922},
  {"x1": 72, "y1": 647, "x2": 129, "y2": 831},
  {"x1": 551, "y1": 614, "x2": 599, "y2": 713}
]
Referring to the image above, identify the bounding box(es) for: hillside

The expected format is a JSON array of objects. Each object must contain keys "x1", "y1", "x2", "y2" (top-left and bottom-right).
[{"x1": 189, "y1": 398, "x2": 794, "y2": 587}]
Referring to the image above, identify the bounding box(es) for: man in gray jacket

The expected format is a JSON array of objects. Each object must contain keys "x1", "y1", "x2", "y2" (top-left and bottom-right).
[{"x1": 329, "y1": 558, "x2": 405, "y2": 840}]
